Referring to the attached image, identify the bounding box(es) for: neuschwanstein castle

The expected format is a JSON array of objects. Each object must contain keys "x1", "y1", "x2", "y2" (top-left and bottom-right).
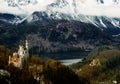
[{"x1": 8, "y1": 40, "x2": 29, "y2": 68}]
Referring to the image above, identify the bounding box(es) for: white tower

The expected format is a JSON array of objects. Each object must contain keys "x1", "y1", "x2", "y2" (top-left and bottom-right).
[
  {"x1": 25, "y1": 39, "x2": 29, "y2": 57},
  {"x1": 18, "y1": 45, "x2": 25, "y2": 58},
  {"x1": 26, "y1": 40, "x2": 29, "y2": 50}
]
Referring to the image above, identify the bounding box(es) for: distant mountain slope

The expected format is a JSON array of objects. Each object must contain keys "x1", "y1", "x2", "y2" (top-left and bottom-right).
[
  {"x1": 0, "y1": 0, "x2": 120, "y2": 53},
  {"x1": 0, "y1": 0, "x2": 120, "y2": 36},
  {"x1": 0, "y1": 20, "x2": 113, "y2": 53}
]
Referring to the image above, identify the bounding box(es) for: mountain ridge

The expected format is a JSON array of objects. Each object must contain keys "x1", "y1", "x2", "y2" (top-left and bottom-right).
[
  {"x1": 0, "y1": 0, "x2": 120, "y2": 53},
  {"x1": 1, "y1": 0, "x2": 120, "y2": 36}
]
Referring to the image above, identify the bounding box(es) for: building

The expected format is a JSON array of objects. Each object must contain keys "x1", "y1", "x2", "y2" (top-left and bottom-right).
[
  {"x1": 89, "y1": 59, "x2": 101, "y2": 67},
  {"x1": 8, "y1": 40, "x2": 29, "y2": 68}
]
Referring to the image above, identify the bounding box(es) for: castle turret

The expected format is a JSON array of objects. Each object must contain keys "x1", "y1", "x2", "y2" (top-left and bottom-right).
[
  {"x1": 18, "y1": 45, "x2": 25, "y2": 58},
  {"x1": 26, "y1": 40, "x2": 29, "y2": 50},
  {"x1": 8, "y1": 56, "x2": 11, "y2": 64},
  {"x1": 25, "y1": 39, "x2": 29, "y2": 57}
]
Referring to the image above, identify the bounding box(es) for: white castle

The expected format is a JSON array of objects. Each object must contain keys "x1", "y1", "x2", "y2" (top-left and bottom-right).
[{"x1": 8, "y1": 40, "x2": 29, "y2": 68}]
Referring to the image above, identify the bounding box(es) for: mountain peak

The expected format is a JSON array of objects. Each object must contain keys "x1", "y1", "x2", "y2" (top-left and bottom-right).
[{"x1": 1, "y1": 0, "x2": 120, "y2": 34}]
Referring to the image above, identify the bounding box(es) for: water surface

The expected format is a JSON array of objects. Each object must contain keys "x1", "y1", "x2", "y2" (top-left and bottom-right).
[{"x1": 41, "y1": 51, "x2": 89, "y2": 65}]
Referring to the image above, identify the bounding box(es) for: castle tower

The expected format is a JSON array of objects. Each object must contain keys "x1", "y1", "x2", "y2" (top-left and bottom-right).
[
  {"x1": 8, "y1": 56, "x2": 11, "y2": 64},
  {"x1": 25, "y1": 39, "x2": 29, "y2": 57},
  {"x1": 18, "y1": 45, "x2": 25, "y2": 58},
  {"x1": 26, "y1": 40, "x2": 29, "y2": 50}
]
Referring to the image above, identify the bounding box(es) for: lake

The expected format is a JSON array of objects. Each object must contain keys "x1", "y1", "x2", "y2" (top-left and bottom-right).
[{"x1": 40, "y1": 51, "x2": 89, "y2": 65}]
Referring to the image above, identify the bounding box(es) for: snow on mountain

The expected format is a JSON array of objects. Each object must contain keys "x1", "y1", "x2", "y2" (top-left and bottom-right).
[
  {"x1": 0, "y1": 0, "x2": 120, "y2": 35},
  {"x1": 0, "y1": 0, "x2": 120, "y2": 17},
  {"x1": 0, "y1": 0, "x2": 55, "y2": 15},
  {"x1": 1, "y1": 0, "x2": 120, "y2": 52},
  {"x1": 47, "y1": 0, "x2": 120, "y2": 17}
]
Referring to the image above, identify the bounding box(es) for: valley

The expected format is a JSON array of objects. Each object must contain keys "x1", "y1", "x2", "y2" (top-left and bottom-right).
[{"x1": 0, "y1": 0, "x2": 120, "y2": 84}]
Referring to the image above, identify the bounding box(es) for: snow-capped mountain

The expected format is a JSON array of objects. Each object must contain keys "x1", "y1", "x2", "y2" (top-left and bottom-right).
[
  {"x1": 1, "y1": 0, "x2": 120, "y2": 53},
  {"x1": 1, "y1": 0, "x2": 120, "y2": 35}
]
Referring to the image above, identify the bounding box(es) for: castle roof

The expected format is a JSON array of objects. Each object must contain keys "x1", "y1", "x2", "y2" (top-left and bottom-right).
[{"x1": 10, "y1": 55, "x2": 20, "y2": 63}]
